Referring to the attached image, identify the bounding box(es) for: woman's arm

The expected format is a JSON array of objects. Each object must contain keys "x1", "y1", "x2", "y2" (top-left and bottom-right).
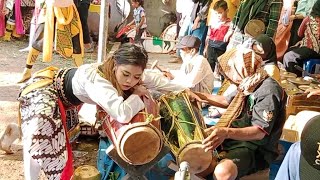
[
  {"x1": 84, "y1": 77, "x2": 145, "y2": 124},
  {"x1": 141, "y1": 70, "x2": 187, "y2": 92}
]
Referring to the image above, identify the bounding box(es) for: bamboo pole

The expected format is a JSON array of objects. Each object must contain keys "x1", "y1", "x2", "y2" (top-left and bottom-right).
[{"x1": 97, "y1": 1, "x2": 109, "y2": 63}]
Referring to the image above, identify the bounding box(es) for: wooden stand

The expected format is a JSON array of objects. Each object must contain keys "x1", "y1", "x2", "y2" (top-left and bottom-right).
[
  {"x1": 167, "y1": 161, "x2": 205, "y2": 180},
  {"x1": 106, "y1": 145, "x2": 170, "y2": 180}
]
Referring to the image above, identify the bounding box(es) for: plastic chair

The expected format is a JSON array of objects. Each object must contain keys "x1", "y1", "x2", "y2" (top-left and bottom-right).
[{"x1": 303, "y1": 59, "x2": 320, "y2": 74}]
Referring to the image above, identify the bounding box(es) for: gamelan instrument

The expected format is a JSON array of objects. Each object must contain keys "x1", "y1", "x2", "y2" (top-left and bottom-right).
[{"x1": 98, "y1": 96, "x2": 163, "y2": 165}]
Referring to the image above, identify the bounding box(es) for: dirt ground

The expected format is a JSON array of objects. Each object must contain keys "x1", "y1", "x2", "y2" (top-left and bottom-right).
[
  {"x1": 0, "y1": 39, "x2": 182, "y2": 180},
  {"x1": 0, "y1": 39, "x2": 101, "y2": 180}
]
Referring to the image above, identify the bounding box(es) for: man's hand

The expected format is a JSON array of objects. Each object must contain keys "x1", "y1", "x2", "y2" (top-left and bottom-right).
[
  {"x1": 305, "y1": 89, "x2": 320, "y2": 98},
  {"x1": 163, "y1": 71, "x2": 174, "y2": 80},
  {"x1": 185, "y1": 89, "x2": 209, "y2": 104},
  {"x1": 202, "y1": 126, "x2": 228, "y2": 152}
]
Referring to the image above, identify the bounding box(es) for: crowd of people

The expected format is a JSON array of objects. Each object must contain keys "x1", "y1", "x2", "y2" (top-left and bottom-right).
[{"x1": 1, "y1": 0, "x2": 320, "y2": 179}]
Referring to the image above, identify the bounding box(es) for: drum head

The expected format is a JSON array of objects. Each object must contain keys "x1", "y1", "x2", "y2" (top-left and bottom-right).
[
  {"x1": 177, "y1": 141, "x2": 213, "y2": 174},
  {"x1": 118, "y1": 123, "x2": 162, "y2": 165}
]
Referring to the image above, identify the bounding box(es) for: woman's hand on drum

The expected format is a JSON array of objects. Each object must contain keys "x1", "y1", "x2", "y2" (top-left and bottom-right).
[
  {"x1": 133, "y1": 85, "x2": 149, "y2": 98},
  {"x1": 202, "y1": 127, "x2": 228, "y2": 152}
]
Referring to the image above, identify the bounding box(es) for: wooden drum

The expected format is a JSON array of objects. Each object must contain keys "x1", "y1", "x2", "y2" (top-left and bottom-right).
[
  {"x1": 98, "y1": 97, "x2": 163, "y2": 165},
  {"x1": 159, "y1": 91, "x2": 217, "y2": 176}
]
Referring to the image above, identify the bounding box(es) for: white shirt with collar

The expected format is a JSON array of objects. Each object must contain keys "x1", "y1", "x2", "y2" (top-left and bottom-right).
[
  {"x1": 171, "y1": 54, "x2": 214, "y2": 94},
  {"x1": 72, "y1": 63, "x2": 186, "y2": 124}
]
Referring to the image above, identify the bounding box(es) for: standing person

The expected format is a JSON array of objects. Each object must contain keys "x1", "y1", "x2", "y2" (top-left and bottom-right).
[
  {"x1": 126, "y1": 0, "x2": 147, "y2": 45},
  {"x1": 169, "y1": 0, "x2": 194, "y2": 63},
  {"x1": 274, "y1": 0, "x2": 297, "y2": 61},
  {"x1": 205, "y1": 0, "x2": 231, "y2": 73},
  {"x1": 17, "y1": 0, "x2": 84, "y2": 83},
  {"x1": 207, "y1": 0, "x2": 240, "y2": 26},
  {"x1": 18, "y1": 43, "x2": 194, "y2": 180},
  {"x1": 163, "y1": 35, "x2": 214, "y2": 94},
  {"x1": 224, "y1": 0, "x2": 283, "y2": 50},
  {"x1": 202, "y1": 47, "x2": 287, "y2": 179},
  {"x1": 75, "y1": 0, "x2": 93, "y2": 53},
  {"x1": 283, "y1": 0, "x2": 320, "y2": 76},
  {"x1": 186, "y1": 0, "x2": 212, "y2": 55},
  {"x1": 289, "y1": 0, "x2": 318, "y2": 47},
  {"x1": 0, "y1": 0, "x2": 25, "y2": 41}
]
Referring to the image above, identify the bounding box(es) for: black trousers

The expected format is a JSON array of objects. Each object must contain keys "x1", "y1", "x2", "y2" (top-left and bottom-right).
[
  {"x1": 289, "y1": 19, "x2": 303, "y2": 47},
  {"x1": 76, "y1": 0, "x2": 91, "y2": 44},
  {"x1": 207, "y1": 45, "x2": 225, "y2": 72},
  {"x1": 283, "y1": 46, "x2": 320, "y2": 76}
]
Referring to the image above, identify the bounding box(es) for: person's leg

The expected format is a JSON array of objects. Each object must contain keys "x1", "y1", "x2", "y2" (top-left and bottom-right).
[
  {"x1": 169, "y1": 36, "x2": 183, "y2": 63},
  {"x1": 17, "y1": 23, "x2": 44, "y2": 83},
  {"x1": 72, "y1": 34, "x2": 83, "y2": 67},
  {"x1": 207, "y1": 44, "x2": 216, "y2": 72},
  {"x1": 214, "y1": 159, "x2": 238, "y2": 180},
  {"x1": 283, "y1": 46, "x2": 320, "y2": 76},
  {"x1": 77, "y1": 1, "x2": 92, "y2": 50},
  {"x1": 190, "y1": 20, "x2": 208, "y2": 55},
  {"x1": 134, "y1": 28, "x2": 145, "y2": 45},
  {"x1": 215, "y1": 147, "x2": 256, "y2": 179},
  {"x1": 176, "y1": 12, "x2": 182, "y2": 37}
]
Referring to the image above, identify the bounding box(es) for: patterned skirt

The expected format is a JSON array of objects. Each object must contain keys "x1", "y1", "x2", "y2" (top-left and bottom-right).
[{"x1": 18, "y1": 75, "x2": 80, "y2": 180}]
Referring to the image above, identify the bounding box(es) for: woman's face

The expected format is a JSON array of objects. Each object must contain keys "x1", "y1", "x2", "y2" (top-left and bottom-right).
[{"x1": 115, "y1": 64, "x2": 143, "y2": 90}]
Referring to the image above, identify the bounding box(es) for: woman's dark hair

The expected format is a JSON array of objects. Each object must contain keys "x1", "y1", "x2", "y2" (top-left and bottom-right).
[
  {"x1": 132, "y1": 0, "x2": 144, "y2": 7},
  {"x1": 213, "y1": 0, "x2": 228, "y2": 10},
  {"x1": 100, "y1": 43, "x2": 148, "y2": 96},
  {"x1": 114, "y1": 43, "x2": 148, "y2": 69}
]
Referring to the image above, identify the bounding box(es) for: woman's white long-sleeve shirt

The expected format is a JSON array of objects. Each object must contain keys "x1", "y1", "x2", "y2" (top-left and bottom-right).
[{"x1": 72, "y1": 63, "x2": 186, "y2": 124}]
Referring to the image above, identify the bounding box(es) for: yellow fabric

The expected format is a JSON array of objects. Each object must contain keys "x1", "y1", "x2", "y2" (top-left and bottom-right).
[
  {"x1": 43, "y1": 4, "x2": 84, "y2": 63},
  {"x1": 33, "y1": 66, "x2": 59, "y2": 79},
  {"x1": 207, "y1": 0, "x2": 240, "y2": 26},
  {"x1": 20, "y1": 66, "x2": 58, "y2": 96},
  {"x1": 89, "y1": 4, "x2": 100, "y2": 14},
  {"x1": 26, "y1": 47, "x2": 40, "y2": 65},
  {"x1": 264, "y1": 64, "x2": 280, "y2": 83},
  {"x1": 3, "y1": 23, "x2": 14, "y2": 41},
  {"x1": 20, "y1": 79, "x2": 54, "y2": 97}
]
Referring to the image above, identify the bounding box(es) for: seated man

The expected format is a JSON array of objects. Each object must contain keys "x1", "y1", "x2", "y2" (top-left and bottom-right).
[
  {"x1": 202, "y1": 47, "x2": 287, "y2": 179},
  {"x1": 164, "y1": 35, "x2": 214, "y2": 94},
  {"x1": 275, "y1": 114, "x2": 320, "y2": 180},
  {"x1": 204, "y1": 35, "x2": 280, "y2": 119}
]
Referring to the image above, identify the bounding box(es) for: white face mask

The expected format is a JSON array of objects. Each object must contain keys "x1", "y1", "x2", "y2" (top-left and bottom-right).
[{"x1": 180, "y1": 49, "x2": 195, "y2": 61}]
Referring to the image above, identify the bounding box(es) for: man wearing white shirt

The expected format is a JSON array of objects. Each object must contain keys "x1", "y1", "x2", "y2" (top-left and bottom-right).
[{"x1": 166, "y1": 35, "x2": 214, "y2": 94}]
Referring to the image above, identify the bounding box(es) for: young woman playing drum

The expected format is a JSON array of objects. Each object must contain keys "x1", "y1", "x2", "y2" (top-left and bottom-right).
[{"x1": 18, "y1": 43, "x2": 192, "y2": 180}]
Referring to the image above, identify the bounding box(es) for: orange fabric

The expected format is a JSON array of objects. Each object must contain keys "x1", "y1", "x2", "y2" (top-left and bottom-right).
[{"x1": 275, "y1": 0, "x2": 296, "y2": 61}]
